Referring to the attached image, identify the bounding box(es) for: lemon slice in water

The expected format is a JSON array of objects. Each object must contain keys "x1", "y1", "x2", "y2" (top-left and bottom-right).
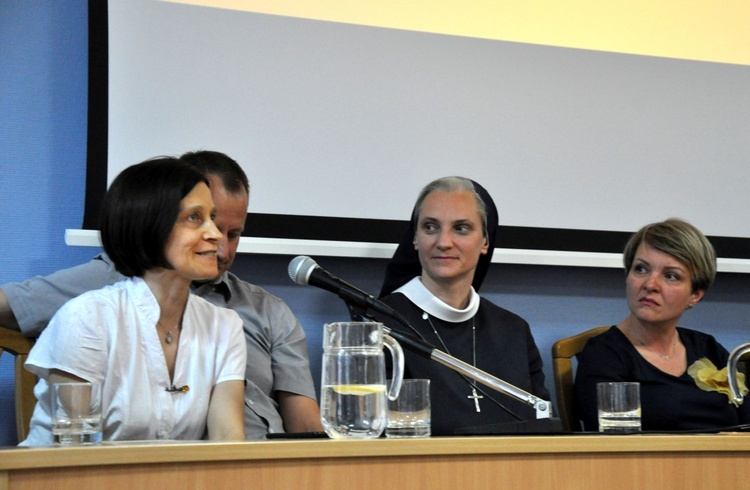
[{"x1": 331, "y1": 384, "x2": 386, "y2": 396}]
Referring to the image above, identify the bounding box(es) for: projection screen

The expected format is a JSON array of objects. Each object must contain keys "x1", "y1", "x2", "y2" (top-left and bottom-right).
[{"x1": 74, "y1": 0, "x2": 750, "y2": 270}]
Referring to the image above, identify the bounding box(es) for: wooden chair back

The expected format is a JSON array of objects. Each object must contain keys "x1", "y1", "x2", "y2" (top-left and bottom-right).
[
  {"x1": 551, "y1": 326, "x2": 610, "y2": 432},
  {"x1": 0, "y1": 326, "x2": 37, "y2": 441}
]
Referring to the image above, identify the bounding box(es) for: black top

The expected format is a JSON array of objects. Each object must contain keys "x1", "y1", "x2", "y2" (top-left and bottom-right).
[
  {"x1": 378, "y1": 293, "x2": 550, "y2": 436},
  {"x1": 574, "y1": 326, "x2": 750, "y2": 431}
]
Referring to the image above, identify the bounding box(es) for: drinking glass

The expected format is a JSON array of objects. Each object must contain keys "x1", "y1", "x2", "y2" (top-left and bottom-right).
[
  {"x1": 51, "y1": 382, "x2": 103, "y2": 445},
  {"x1": 386, "y1": 378, "x2": 431, "y2": 438},
  {"x1": 597, "y1": 382, "x2": 641, "y2": 433}
]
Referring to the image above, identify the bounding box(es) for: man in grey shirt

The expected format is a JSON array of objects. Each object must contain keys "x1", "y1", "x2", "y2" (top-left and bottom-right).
[{"x1": 0, "y1": 150, "x2": 323, "y2": 439}]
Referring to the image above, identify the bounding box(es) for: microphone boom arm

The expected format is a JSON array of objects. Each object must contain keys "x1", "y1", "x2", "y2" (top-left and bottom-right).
[{"x1": 381, "y1": 325, "x2": 551, "y2": 419}]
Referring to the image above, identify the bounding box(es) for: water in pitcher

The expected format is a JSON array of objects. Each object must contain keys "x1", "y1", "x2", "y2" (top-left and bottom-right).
[{"x1": 320, "y1": 383, "x2": 387, "y2": 439}]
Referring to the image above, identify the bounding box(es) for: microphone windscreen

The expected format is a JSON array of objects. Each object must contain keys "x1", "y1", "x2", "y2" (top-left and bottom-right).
[{"x1": 288, "y1": 255, "x2": 317, "y2": 285}]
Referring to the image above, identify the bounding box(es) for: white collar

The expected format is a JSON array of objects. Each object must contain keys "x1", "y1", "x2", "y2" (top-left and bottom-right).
[{"x1": 394, "y1": 277, "x2": 479, "y2": 323}]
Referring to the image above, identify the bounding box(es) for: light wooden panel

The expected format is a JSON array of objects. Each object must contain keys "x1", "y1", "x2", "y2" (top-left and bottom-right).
[{"x1": 2, "y1": 435, "x2": 749, "y2": 489}]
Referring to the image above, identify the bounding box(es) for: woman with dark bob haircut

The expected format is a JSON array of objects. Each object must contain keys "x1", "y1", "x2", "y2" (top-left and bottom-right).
[
  {"x1": 575, "y1": 218, "x2": 749, "y2": 431},
  {"x1": 21, "y1": 157, "x2": 247, "y2": 445},
  {"x1": 100, "y1": 157, "x2": 212, "y2": 277}
]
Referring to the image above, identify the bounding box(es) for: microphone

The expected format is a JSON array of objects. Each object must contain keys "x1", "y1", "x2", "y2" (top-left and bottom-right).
[
  {"x1": 289, "y1": 256, "x2": 436, "y2": 359},
  {"x1": 288, "y1": 256, "x2": 409, "y2": 325}
]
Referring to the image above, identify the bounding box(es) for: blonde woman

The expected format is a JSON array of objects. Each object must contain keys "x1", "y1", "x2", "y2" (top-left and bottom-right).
[{"x1": 575, "y1": 219, "x2": 750, "y2": 431}]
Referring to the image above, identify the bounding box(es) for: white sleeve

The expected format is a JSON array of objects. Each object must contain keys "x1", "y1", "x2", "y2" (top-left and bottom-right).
[
  {"x1": 213, "y1": 309, "x2": 247, "y2": 385},
  {"x1": 25, "y1": 293, "x2": 108, "y2": 384}
]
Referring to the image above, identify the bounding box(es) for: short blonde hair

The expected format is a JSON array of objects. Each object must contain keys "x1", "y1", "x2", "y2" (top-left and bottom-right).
[{"x1": 623, "y1": 218, "x2": 716, "y2": 292}]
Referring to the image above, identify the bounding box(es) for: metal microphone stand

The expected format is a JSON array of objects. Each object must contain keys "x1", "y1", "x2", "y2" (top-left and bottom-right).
[{"x1": 345, "y1": 302, "x2": 553, "y2": 421}]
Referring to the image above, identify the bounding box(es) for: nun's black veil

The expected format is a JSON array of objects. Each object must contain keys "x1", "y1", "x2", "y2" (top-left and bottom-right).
[{"x1": 378, "y1": 180, "x2": 498, "y2": 298}]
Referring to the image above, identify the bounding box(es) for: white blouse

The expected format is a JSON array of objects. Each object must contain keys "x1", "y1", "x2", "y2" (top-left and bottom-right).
[{"x1": 21, "y1": 277, "x2": 246, "y2": 445}]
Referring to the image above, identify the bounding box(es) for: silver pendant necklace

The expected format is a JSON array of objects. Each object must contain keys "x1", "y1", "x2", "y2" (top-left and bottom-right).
[
  {"x1": 423, "y1": 312, "x2": 482, "y2": 412},
  {"x1": 158, "y1": 321, "x2": 180, "y2": 344}
]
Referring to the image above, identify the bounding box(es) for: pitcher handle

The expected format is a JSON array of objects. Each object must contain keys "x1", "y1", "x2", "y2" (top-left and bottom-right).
[
  {"x1": 727, "y1": 343, "x2": 750, "y2": 405},
  {"x1": 383, "y1": 333, "x2": 404, "y2": 401}
]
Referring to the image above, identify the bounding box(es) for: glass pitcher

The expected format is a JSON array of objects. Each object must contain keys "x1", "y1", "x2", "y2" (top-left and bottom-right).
[{"x1": 320, "y1": 322, "x2": 404, "y2": 439}]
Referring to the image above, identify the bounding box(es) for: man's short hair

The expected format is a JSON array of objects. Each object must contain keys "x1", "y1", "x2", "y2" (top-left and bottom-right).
[{"x1": 180, "y1": 150, "x2": 249, "y2": 196}]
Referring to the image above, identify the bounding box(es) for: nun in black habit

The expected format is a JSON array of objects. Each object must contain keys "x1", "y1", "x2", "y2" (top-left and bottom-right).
[{"x1": 375, "y1": 176, "x2": 550, "y2": 436}]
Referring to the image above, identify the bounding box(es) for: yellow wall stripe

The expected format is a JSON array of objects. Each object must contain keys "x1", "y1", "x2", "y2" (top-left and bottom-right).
[{"x1": 166, "y1": 0, "x2": 750, "y2": 66}]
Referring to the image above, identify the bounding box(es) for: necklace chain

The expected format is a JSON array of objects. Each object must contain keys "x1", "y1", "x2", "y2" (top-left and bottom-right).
[
  {"x1": 424, "y1": 313, "x2": 483, "y2": 412},
  {"x1": 637, "y1": 339, "x2": 674, "y2": 360},
  {"x1": 631, "y1": 328, "x2": 677, "y2": 361}
]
